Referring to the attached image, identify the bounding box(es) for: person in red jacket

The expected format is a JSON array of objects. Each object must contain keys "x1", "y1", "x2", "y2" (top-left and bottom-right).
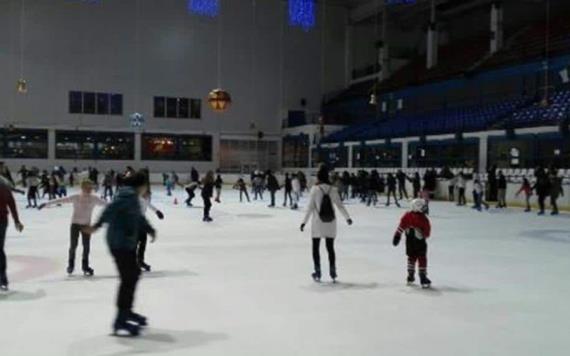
[
  {"x1": 393, "y1": 199, "x2": 432, "y2": 288},
  {"x1": 0, "y1": 184, "x2": 24, "y2": 292}
]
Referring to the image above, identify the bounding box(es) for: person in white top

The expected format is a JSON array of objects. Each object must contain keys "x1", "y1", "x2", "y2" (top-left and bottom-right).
[
  {"x1": 301, "y1": 166, "x2": 352, "y2": 282},
  {"x1": 138, "y1": 188, "x2": 164, "y2": 272},
  {"x1": 39, "y1": 179, "x2": 106, "y2": 276},
  {"x1": 291, "y1": 173, "x2": 301, "y2": 210}
]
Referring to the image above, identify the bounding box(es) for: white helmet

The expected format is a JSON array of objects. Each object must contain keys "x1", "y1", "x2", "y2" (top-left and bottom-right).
[{"x1": 410, "y1": 198, "x2": 427, "y2": 213}]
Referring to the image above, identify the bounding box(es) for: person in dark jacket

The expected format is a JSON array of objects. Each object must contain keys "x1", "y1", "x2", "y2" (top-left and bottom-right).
[
  {"x1": 533, "y1": 167, "x2": 550, "y2": 215},
  {"x1": 0, "y1": 183, "x2": 24, "y2": 292},
  {"x1": 410, "y1": 172, "x2": 421, "y2": 199},
  {"x1": 283, "y1": 173, "x2": 293, "y2": 207},
  {"x1": 487, "y1": 165, "x2": 498, "y2": 202},
  {"x1": 201, "y1": 171, "x2": 215, "y2": 222},
  {"x1": 191, "y1": 167, "x2": 200, "y2": 183},
  {"x1": 496, "y1": 171, "x2": 507, "y2": 208},
  {"x1": 549, "y1": 169, "x2": 564, "y2": 215},
  {"x1": 266, "y1": 170, "x2": 280, "y2": 208},
  {"x1": 396, "y1": 170, "x2": 409, "y2": 200},
  {"x1": 367, "y1": 170, "x2": 379, "y2": 206},
  {"x1": 386, "y1": 173, "x2": 401, "y2": 207},
  {"x1": 214, "y1": 174, "x2": 223, "y2": 203},
  {"x1": 84, "y1": 173, "x2": 155, "y2": 336}
]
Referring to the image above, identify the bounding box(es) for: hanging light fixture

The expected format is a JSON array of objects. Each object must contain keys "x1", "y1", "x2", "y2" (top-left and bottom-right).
[
  {"x1": 208, "y1": 0, "x2": 231, "y2": 113},
  {"x1": 369, "y1": 92, "x2": 377, "y2": 106},
  {"x1": 17, "y1": 0, "x2": 27, "y2": 94},
  {"x1": 208, "y1": 89, "x2": 232, "y2": 112}
]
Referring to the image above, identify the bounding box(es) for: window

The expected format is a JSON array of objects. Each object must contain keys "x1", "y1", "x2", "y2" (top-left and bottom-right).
[
  {"x1": 353, "y1": 143, "x2": 402, "y2": 168},
  {"x1": 282, "y1": 134, "x2": 309, "y2": 168},
  {"x1": 409, "y1": 139, "x2": 478, "y2": 168},
  {"x1": 142, "y1": 134, "x2": 212, "y2": 161},
  {"x1": 56, "y1": 131, "x2": 134, "y2": 160},
  {"x1": 0, "y1": 129, "x2": 48, "y2": 159},
  {"x1": 154, "y1": 96, "x2": 201, "y2": 119},
  {"x1": 68, "y1": 91, "x2": 123, "y2": 116}
]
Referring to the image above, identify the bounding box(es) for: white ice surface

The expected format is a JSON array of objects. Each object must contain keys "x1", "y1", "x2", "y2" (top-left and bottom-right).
[{"x1": 0, "y1": 187, "x2": 569, "y2": 356}]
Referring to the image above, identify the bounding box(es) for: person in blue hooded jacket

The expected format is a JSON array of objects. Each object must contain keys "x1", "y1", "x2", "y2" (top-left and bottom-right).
[{"x1": 84, "y1": 172, "x2": 156, "y2": 337}]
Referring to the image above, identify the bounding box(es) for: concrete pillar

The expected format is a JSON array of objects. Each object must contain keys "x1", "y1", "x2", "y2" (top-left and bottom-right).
[
  {"x1": 134, "y1": 131, "x2": 142, "y2": 163},
  {"x1": 401, "y1": 140, "x2": 409, "y2": 168},
  {"x1": 478, "y1": 134, "x2": 488, "y2": 173},
  {"x1": 348, "y1": 145, "x2": 353, "y2": 168},
  {"x1": 490, "y1": 2, "x2": 504, "y2": 54},
  {"x1": 48, "y1": 129, "x2": 56, "y2": 160},
  {"x1": 426, "y1": 0, "x2": 438, "y2": 69}
]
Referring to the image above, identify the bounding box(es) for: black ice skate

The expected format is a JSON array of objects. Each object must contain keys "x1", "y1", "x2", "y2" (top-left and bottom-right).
[
  {"x1": 139, "y1": 262, "x2": 151, "y2": 272},
  {"x1": 112, "y1": 320, "x2": 140, "y2": 337},
  {"x1": 83, "y1": 267, "x2": 94, "y2": 277},
  {"x1": 330, "y1": 268, "x2": 338, "y2": 283},
  {"x1": 66, "y1": 265, "x2": 74, "y2": 275},
  {"x1": 419, "y1": 273, "x2": 431, "y2": 289},
  {"x1": 311, "y1": 271, "x2": 322, "y2": 282},
  {"x1": 407, "y1": 272, "x2": 415, "y2": 285},
  {"x1": 0, "y1": 284, "x2": 8, "y2": 293},
  {"x1": 127, "y1": 312, "x2": 148, "y2": 327}
]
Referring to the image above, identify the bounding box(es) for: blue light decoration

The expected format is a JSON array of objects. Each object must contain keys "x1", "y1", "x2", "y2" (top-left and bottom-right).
[
  {"x1": 129, "y1": 112, "x2": 145, "y2": 129},
  {"x1": 188, "y1": 0, "x2": 220, "y2": 17},
  {"x1": 288, "y1": 0, "x2": 316, "y2": 32}
]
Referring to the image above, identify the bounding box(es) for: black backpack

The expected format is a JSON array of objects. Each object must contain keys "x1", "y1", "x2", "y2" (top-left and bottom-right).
[{"x1": 318, "y1": 186, "x2": 336, "y2": 223}]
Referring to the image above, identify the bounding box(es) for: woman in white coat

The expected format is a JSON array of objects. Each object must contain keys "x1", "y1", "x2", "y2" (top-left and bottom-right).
[{"x1": 301, "y1": 166, "x2": 352, "y2": 282}]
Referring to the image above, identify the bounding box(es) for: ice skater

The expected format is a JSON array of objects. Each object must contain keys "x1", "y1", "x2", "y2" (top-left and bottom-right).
[
  {"x1": 283, "y1": 173, "x2": 293, "y2": 207},
  {"x1": 233, "y1": 177, "x2": 250, "y2": 203},
  {"x1": 83, "y1": 172, "x2": 156, "y2": 337},
  {"x1": 515, "y1": 177, "x2": 532, "y2": 212},
  {"x1": 301, "y1": 166, "x2": 352, "y2": 283},
  {"x1": 291, "y1": 173, "x2": 301, "y2": 210},
  {"x1": 25, "y1": 169, "x2": 40, "y2": 208},
  {"x1": 385, "y1": 173, "x2": 400, "y2": 207},
  {"x1": 214, "y1": 174, "x2": 223, "y2": 203},
  {"x1": 39, "y1": 179, "x2": 106, "y2": 276},
  {"x1": 138, "y1": 188, "x2": 164, "y2": 272},
  {"x1": 266, "y1": 170, "x2": 280, "y2": 208},
  {"x1": 472, "y1": 178, "x2": 489, "y2": 211},
  {"x1": 181, "y1": 181, "x2": 199, "y2": 206},
  {"x1": 392, "y1": 198, "x2": 432, "y2": 288},
  {"x1": 0, "y1": 182, "x2": 24, "y2": 292},
  {"x1": 201, "y1": 171, "x2": 215, "y2": 222}
]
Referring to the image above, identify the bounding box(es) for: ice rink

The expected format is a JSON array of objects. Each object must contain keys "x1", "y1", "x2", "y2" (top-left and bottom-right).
[{"x1": 0, "y1": 186, "x2": 569, "y2": 356}]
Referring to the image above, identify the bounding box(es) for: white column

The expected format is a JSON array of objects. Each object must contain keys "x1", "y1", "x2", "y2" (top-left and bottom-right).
[
  {"x1": 48, "y1": 129, "x2": 56, "y2": 160},
  {"x1": 490, "y1": 2, "x2": 503, "y2": 54},
  {"x1": 478, "y1": 134, "x2": 488, "y2": 173},
  {"x1": 348, "y1": 145, "x2": 353, "y2": 168}
]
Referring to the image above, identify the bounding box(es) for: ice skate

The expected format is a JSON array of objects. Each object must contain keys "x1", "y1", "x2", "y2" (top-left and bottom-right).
[
  {"x1": 139, "y1": 262, "x2": 151, "y2": 272},
  {"x1": 311, "y1": 271, "x2": 321, "y2": 283},
  {"x1": 419, "y1": 273, "x2": 431, "y2": 289},
  {"x1": 407, "y1": 272, "x2": 415, "y2": 285},
  {"x1": 0, "y1": 284, "x2": 8, "y2": 293},
  {"x1": 127, "y1": 312, "x2": 148, "y2": 327},
  {"x1": 83, "y1": 267, "x2": 94, "y2": 277},
  {"x1": 112, "y1": 319, "x2": 140, "y2": 337},
  {"x1": 330, "y1": 268, "x2": 338, "y2": 283},
  {"x1": 66, "y1": 265, "x2": 74, "y2": 275}
]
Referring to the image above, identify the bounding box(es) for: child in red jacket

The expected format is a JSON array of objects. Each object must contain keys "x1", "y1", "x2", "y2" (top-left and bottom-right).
[
  {"x1": 515, "y1": 177, "x2": 532, "y2": 212},
  {"x1": 393, "y1": 199, "x2": 432, "y2": 288}
]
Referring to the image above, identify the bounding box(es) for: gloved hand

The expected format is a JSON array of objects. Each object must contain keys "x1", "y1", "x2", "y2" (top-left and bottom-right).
[
  {"x1": 392, "y1": 233, "x2": 401, "y2": 247},
  {"x1": 347, "y1": 219, "x2": 353, "y2": 226},
  {"x1": 156, "y1": 210, "x2": 164, "y2": 220},
  {"x1": 300, "y1": 223, "x2": 305, "y2": 232}
]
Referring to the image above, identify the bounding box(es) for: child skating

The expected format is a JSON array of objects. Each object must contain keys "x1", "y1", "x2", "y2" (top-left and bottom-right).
[
  {"x1": 39, "y1": 179, "x2": 107, "y2": 276},
  {"x1": 84, "y1": 172, "x2": 156, "y2": 337},
  {"x1": 0, "y1": 183, "x2": 24, "y2": 292},
  {"x1": 392, "y1": 198, "x2": 432, "y2": 288}
]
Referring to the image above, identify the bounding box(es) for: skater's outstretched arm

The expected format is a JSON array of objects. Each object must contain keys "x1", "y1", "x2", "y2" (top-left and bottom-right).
[{"x1": 38, "y1": 195, "x2": 77, "y2": 209}]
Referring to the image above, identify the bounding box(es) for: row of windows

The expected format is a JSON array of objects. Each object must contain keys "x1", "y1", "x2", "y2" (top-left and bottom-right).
[
  {"x1": 69, "y1": 91, "x2": 123, "y2": 116},
  {"x1": 154, "y1": 97, "x2": 201, "y2": 119},
  {"x1": 68, "y1": 92, "x2": 202, "y2": 119},
  {"x1": 0, "y1": 129, "x2": 212, "y2": 161}
]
